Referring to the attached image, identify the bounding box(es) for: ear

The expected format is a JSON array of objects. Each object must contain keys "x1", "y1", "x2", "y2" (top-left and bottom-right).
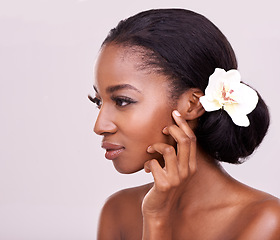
[{"x1": 176, "y1": 88, "x2": 205, "y2": 120}]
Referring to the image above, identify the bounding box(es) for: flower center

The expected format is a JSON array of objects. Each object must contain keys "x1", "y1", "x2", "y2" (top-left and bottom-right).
[{"x1": 220, "y1": 84, "x2": 236, "y2": 105}]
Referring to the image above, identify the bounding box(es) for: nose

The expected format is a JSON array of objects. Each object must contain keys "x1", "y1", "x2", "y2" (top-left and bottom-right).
[{"x1": 94, "y1": 107, "x2": 117, "y2": 135}]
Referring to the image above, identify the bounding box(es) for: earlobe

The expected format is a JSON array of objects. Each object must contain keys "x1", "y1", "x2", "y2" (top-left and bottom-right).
[{"x1": 176, "y1": 88, "x2": 205, "y2": 120}]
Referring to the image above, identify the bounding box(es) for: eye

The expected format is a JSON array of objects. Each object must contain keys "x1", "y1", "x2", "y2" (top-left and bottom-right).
[
  {"x1": 88, "y1": 95, "x2": 102, "y2": 109},
  {"x1": 111, "y1": 96, "x2": 137, "y2": 107}
]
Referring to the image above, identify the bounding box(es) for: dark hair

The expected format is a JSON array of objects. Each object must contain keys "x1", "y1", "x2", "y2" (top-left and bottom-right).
[{"x1": 102, "y1": 8, "x2": 270, "y2": 164}]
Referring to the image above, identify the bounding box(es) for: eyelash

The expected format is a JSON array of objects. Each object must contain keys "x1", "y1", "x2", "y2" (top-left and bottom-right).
[
  {"x1": 112, "y1": 96, "x2": 137, "y2": 107},
  {"x1": 91, "y1": 97, "x2": 102, "y2": 108},
  {"x1": 88, "y1": 95, "x2": 137, "y2": 109}
]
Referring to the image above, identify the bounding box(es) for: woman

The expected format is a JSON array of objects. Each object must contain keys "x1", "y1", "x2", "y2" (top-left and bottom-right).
[{"x1": 90, "y1": 9, "x2": 280, "y2": 239}]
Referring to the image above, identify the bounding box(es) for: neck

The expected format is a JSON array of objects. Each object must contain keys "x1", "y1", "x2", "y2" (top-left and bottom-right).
[{"x1": 175, "y1": 145, "x2": 238, "y2": 211}]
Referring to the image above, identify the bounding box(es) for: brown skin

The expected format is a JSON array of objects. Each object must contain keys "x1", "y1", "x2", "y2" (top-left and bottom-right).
[{"x1": 92, "y1": 44, "x2": 280, "y2": 240}]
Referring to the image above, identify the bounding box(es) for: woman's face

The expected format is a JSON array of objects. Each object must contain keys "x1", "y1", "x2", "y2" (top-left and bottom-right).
[{"x1": 93, "y1": 44, "x2": 176, "y2": 173}]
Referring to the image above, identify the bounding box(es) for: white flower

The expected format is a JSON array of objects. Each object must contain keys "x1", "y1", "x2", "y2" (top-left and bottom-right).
[{"x1": 199, "y1": 68, "x2": 258, "y2": 127}]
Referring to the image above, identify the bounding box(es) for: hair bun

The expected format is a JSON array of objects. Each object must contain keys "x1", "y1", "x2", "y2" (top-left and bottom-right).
[{"x1": 196, "y1": 91, "x2": 270, "y2": 164}]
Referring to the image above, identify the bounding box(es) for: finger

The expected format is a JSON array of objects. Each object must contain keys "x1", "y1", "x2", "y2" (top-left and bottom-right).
[
  {"x1": 144, "y1": 159, "x2": 169, "y2": 191},
  {"x1": 164, "y1": 124, "x2": 191, "y2": 172},
  {"x1": 147, "y1": 143, "x2": 179, "y2": 176},
  {"x1": 188, "y1": 137, "x2": 197, "y2": 174},
  {"x1": 172, "y1": 110, "x2": 196, "y2": 140},
  {"x1": 172, "y1": 110, "x2": 197, "y2": 174}
]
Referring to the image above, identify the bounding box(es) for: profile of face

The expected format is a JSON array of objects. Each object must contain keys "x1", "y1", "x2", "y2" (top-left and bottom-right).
[{"x1": 92, "y1": 44, "x2": 176, "y2": 174}]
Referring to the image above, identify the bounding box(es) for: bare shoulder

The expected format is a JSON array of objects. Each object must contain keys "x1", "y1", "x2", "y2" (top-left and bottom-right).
[
  {"x1": 107, "y1": 182, "x2": 153, "y2": 204},
  {"x1": 101, "y1": 182, "x2": 153, "y2": 214},
  {"x1": 236, "y1": 191, "x2": 280, "y2": 240},
  {"x1": 97, "y1": 183, "x2": 153, "y2": 240}
]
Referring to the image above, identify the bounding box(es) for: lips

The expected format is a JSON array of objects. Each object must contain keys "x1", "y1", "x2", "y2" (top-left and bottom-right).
[{"x1": 101, "y1": 142, "x2": 125, "y2": 160}]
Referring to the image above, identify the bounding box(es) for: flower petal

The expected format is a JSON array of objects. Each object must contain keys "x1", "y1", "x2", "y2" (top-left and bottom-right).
[
  {"x1": 223, "y1": 69, "x2": 241, "y2": 86},
  {"x1": 231, "y1": 114, "x2": 250, "y2": 127},
  {"x1": 205, "y1": 68, "x2": 225, "y2": 99},
  {"x1": 235, "y1": 83, "x2": 259, "y2": 114},
  {"x1": 199, "y1": 96, "x2": 221, "y2": 111},
  {"x1": 224, "y1": 104, "x2": 250, "y2": 127}
]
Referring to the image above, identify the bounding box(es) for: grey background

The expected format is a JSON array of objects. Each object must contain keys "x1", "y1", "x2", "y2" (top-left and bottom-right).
[{"x1": 0, "y1": 0, "x2": 279, "y2": 239}]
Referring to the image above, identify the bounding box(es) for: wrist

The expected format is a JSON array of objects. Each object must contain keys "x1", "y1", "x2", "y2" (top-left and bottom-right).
[
  {"x1": 142, "y1": 209, "x2": 173, "y2": 221},
  {"x1": 142, "y1": 216, "x2": 172, "y2": 240},
  {"x1": 144, "y1": 216, "x2": 170, "y2": 227}
]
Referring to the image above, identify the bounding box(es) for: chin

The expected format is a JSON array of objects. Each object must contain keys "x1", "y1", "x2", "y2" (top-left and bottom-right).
[{"x1": 112, "y1": 161, "x2": 144, "y2": 174}]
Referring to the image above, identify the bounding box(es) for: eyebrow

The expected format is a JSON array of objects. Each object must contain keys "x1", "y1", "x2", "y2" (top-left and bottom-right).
[{"x1": 93, "y1": 84, "x2": 141, "y2": 94}]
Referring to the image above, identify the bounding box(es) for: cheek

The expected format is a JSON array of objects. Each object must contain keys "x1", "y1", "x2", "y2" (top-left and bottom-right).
[
  {"x1": 126, "y1": 106, "x2": 175, "y2": 168},
  {"x1": 123, "y1": 105, "x2": 174, "y2": 146}
]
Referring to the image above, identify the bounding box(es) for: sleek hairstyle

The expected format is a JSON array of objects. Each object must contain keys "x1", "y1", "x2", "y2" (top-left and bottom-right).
[{"x1": 101, "y1": 8, "x2": 270, "y2": 164}]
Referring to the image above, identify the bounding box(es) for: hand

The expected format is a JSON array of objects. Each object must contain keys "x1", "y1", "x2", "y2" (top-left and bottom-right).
[{"x1": 142, "y1": 110, "x2": 197, "y2": 220}]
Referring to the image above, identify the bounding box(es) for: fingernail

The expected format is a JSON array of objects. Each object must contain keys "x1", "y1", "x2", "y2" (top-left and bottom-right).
[
  {"x1": 162, "y1": 127, "x2": 168, "y2": 134},
  {"x1": 173, "y1": 110, "x2": 181, "y2": 117},
  {"x1": 147, "y1": 146, "x2": 152, "y2": 152}
]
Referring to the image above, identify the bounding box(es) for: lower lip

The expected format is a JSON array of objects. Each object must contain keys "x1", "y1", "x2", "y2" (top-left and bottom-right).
[{"x1": 105, "y1": 148, "x2": 124, "y2": 160}]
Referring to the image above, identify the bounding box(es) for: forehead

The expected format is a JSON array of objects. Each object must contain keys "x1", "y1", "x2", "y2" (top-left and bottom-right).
[{"x1": 94, "y1": 44, "x2": 169, "y2": 94}]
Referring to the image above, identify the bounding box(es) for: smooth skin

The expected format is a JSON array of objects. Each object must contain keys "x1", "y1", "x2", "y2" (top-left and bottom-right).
[{"x1": 92, "y1": 44, "x2": 280, "y2": 240}]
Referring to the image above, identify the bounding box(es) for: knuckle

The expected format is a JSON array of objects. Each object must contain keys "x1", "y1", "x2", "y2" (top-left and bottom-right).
[
  {"x1": 168, "y1": 125, "x2": 177, "y2": 131},
  {"x1": 150, "y1": 159, "x2": 158, "y2": 167},
  {"x1": 158, "y1": 181, "x2": 171, "y2": 192},
  {"x1": 189, "y1": 135, "x2": 197, "y2": 142},
  {"x1": 179, "y1": 169, "x2": 189, "y2": 180},
  {"x1": 189, "y1": 164, "x2": 197, "y2": 174},
  {"x1": 179, "y1": 136, "x2": 191, "y2": 144},
  {"x1": 145, "y1": 159, "x2": 157, "y2": 169},
  {"x1": 150, "y1": 159, "x2": 158, "y2": 164},
  {"x1": 163, "y1": 146, "x2": 175, "y2": 155},
  {"x1": 170, "y1": 177, "x2": 181, "y2": 187}
]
